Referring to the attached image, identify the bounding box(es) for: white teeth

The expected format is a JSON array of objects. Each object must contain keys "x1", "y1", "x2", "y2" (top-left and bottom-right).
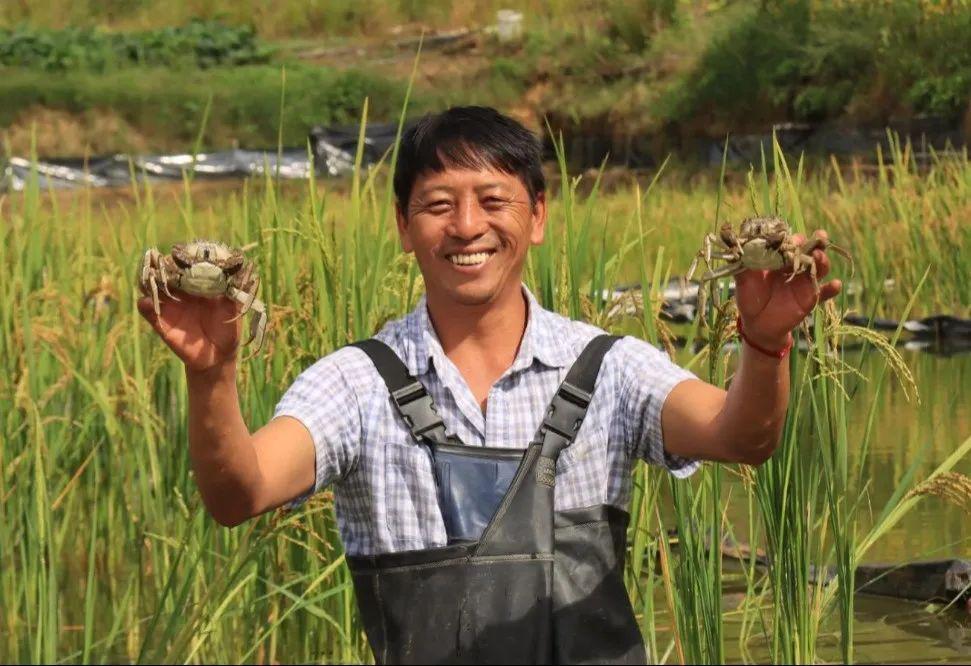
[{"x1": 448, "y1": 251, "x2": 493, "y2": 266}]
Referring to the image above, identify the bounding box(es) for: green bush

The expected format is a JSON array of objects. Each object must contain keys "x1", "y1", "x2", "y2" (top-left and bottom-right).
[
  {"x1": 604, "y1": 0, "x2": 679, "y2": 53},
  {"x1": 0, "y1": 65, "x2": 409, "y2": 150},
  {"x1": 658, "y1": 2, "x2": 804, "y2": 127},
  {"x1": 660, "y1": 0, "x2": 971, "y2": 129},
  {"x1": 0, "y1": 20, "x2": 272, "y2": 71}
]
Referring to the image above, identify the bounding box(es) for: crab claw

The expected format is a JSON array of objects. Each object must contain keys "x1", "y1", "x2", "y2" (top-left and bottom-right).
[
  {"x1": 226, "y1": 285, "x2": 268, "y2": 356},
  {"x1": 157, "y1": 261, "x2": 181, "y2": 302},
  {"x1": 149, "y1": 275, "x2": 161, "y2": 316},
  {"x1": 226, "y1": 275, "x2": 259, "y2": 323}
]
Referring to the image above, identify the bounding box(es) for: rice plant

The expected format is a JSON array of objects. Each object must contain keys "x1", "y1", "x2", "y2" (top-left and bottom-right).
[{"x1": 1, "y1": 110, "x2": 969, "y2": 663}]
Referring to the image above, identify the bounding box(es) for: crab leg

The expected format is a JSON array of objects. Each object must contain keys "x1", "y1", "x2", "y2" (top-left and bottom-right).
[
  {"x1": 227, "y1": 285, "x2": 267, "y2": 352},
  {"x1": 240, "y1": 274, "x2": 260, "y2": 317},
  {"x1": 226, "y1": 273, "x2": 259, "y2": 322},
  {"x1": 148, "y1": 274, "x2": 162, "y2": 316},
  {"x1": 798, "y1": 231, "x2": 855, "y2": 283},
  {"x1": 785, "y1": 250, "x2": 821, "y2": 294},
  {"x1": 244, "y1": 298, "x2": 267, "y2": 354},
  {"x1": 687, "y1": 233, "x2": 724, "y2": 290},
  {"x1": 798, "y1": 231, "x2": 827, "y2": 255},
  {"x1": 702, "y1": 261, "x2": 746, "y2": 281},
  {"x1": 138, "y1": 250, "x2": 157, "y2": 311},
  {"x1": 686, "y1": 254, "x2": 702, "y2": 285},
  {"x1": 705, "y1": 232, "x2": 727, "y2": 266},
  {"x1": 157, "y1": 260, "x2": 181, "y2": 302}
]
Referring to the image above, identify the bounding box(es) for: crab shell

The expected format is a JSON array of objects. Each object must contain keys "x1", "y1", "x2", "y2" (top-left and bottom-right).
[
  {"x1": 169, "y1": 240, "x2": 247, "y2": 297},
  {"x1": 734, "y1": 217, "x2": 792, "y2": 270}
]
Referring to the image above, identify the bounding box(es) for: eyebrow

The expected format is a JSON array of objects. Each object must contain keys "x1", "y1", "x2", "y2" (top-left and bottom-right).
[{"x1": 415, "y1": 181, "x2": 510, "y2": 196}]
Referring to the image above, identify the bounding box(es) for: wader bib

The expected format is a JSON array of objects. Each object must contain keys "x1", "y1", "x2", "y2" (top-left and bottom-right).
[{"x1": 347, "y1": 335, "x2": 646, "y2": 665}]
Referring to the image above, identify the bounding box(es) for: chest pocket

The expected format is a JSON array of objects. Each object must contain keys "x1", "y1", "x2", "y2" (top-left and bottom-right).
[
  {"x1": 381, "y1": 441, "x2": 447, "y2": 550},
  {"x1": 555, "y1": 426, "x2": 609, "y2": 511}
]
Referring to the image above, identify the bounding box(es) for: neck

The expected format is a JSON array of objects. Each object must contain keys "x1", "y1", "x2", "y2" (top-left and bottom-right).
[{"x1": 425, "y1": 282, "x2": 528, "y2": 370}]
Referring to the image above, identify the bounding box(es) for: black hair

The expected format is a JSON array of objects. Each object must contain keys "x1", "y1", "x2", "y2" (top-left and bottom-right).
[{"x1": 393, "y1": 106, "x2": 545, "y2": 213}]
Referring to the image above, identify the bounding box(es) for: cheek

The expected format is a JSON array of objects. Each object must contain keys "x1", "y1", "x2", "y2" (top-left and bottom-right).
[{"x1": 407, "y1": 222, "x2": 445, "y2": 258}]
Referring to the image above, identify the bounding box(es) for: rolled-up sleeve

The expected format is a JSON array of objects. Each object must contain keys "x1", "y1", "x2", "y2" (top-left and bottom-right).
[
  {"x1": 615, "y1": 336, "x2": 700, "y2": 477},
  {"x1": 273, "y1": 349, "x2": 364, "y2": 505}
]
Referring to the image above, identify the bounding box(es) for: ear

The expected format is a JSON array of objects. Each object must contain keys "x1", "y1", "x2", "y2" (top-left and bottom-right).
[
  {"x1": 395, "y1": 201, "x2": 414, "y2": 253},
  {"x1": 529, "y1": 191, "x2": 547, "y2": 246}
]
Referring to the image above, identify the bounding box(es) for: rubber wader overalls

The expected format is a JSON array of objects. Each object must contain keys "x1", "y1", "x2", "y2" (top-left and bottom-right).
[{"x1": 347, "y1": 335, "x2": 647, "y2": 665}]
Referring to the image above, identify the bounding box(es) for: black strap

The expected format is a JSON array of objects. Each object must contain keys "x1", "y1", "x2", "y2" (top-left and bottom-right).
[
  {"x1": 352, "y1": 334, "x2": 620, "y2": 456},
  {"x1": 535, "y1": 334, "x2": 621, "y2": 459},
  {"x1": 350, "y1": 339, "x2": 451, "y2": 447}
]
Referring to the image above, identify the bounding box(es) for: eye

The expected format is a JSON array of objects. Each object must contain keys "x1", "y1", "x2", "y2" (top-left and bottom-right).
[{"x1": 427, "y1": 200, "x2": 452, "y2": 213}]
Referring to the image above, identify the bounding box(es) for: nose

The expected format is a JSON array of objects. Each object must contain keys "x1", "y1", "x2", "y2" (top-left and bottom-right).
[{"x1": 447, "y1": 193, "x2": 489, "y2": 241}]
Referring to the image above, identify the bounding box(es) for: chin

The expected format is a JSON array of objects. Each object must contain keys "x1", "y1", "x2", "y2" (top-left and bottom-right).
[{"x1": 444, "y1": 282, "x2": 500, "y2": 306}]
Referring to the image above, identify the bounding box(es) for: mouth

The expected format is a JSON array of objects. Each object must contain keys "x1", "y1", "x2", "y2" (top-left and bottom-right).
[{"x1": 445, "y1": 249, "x2": 496, "y2": 268}]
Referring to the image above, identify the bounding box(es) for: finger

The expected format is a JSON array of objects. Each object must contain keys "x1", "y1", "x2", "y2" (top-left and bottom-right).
[
  {"x1": 794, "y1": 277, "x2": 841, "y2": 311},
  {"x1": 812, "y1": 248, "x2": 831, "y2": 279},
  {"x1": 818, "y1": 279, "x2": 841, "y2": 303}
]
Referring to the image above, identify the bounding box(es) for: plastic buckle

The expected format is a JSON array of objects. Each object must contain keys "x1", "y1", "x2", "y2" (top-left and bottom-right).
[
  {"x1": 541, "y1": 381, "x2": 592, "y2": 441},
  {"x1": 391, "y1": 381, "x2": 446, "y2": 440}
]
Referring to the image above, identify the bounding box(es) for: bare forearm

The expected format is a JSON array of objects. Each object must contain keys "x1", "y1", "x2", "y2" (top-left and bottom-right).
[
  {"x1": 714, "y1": 343, "x2": 790, "y2": 464},
  {"x1": 186, "y1": 362, "x2": 261, "y2": 525}
]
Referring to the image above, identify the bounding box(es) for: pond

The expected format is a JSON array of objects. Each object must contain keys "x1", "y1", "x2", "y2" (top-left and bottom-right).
[{"x1": 660, "y1": 346, "x2": 971, "y2": 663}]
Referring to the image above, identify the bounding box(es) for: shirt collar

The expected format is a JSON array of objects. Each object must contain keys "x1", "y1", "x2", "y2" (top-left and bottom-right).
[{"x1": 401, "y1": 284, "x2": 574, "y2": 378}]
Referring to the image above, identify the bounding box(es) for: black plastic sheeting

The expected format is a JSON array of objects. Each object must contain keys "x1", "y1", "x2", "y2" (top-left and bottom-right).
[
  {"x1": 308, "y1": 122, "x2": 408, "y2": 170},
  {"x1": 0, "y1": 122, "x2": 414, "y2": 192},
  {"x1": 1, "y1": 149, "x2": 323, "y2": 191},
  {"x1": 6, "y1": 116, "x2": 966, "y2": 191},
  {"x1": 606, "y1": 281, "x2": 971, "y2": 357},
  {"x1": 700, "y1": 117, "x2": 967, "y2": 168},
  {"x1": 550, "y1": 115, "x2": 968, "y2": 170}
]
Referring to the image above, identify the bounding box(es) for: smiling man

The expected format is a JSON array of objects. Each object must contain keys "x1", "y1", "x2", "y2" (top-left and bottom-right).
[{"x1": 138, "y1": 106, "x2": 840, "y2": 665}]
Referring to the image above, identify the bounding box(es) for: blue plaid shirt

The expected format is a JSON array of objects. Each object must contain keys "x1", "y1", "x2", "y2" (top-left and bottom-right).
[{"x1": 274, "y1": 287, "x2": 698, "y2": 556}]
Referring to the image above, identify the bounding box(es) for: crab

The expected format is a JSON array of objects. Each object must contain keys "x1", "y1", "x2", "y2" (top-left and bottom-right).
[
  {"x1": 687, "y1": 216, "x2": 850, "y2": 290},
  {"x1": 138, "y1": 239, "x2": 267, "y2": 352},
  {"x1": 683, "y1": 216, "x2": 852, "y2": 330}
]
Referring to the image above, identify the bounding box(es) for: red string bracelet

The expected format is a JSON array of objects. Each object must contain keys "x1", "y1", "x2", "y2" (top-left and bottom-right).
[{"x1": 736, "y1": 316, "x2": 793, "y2": 359}]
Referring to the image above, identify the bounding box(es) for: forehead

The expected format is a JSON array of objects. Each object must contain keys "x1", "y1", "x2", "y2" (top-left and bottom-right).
[{"x1": 411, "y1": 165, "x2": 527, "y2": 196}]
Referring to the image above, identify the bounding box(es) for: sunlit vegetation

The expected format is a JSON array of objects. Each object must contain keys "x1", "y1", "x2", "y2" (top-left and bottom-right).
[{"x1": 2, "y1": 103, "x2": 970, "y2": 662}]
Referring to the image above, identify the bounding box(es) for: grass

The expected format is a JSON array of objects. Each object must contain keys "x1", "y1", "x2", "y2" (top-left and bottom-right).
[{"x1": 1, "y1": 110, "x2": 970, "y2": 664}]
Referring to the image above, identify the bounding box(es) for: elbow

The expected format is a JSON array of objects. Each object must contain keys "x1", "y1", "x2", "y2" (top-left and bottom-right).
[
  {"x1": 208, "y1": 505, "x2": 250, "y2": 528},
  {"x1": 731, "y1": 437, "x2": 779, "y2": 467},
  {"x1": 738, "y1": 448, "x2": 774, "y2": 467},
  {"x1": 211, "y1": 510, "x2": 249, "y2": 528},
  {"x1": 204, "y1": 490, "x2": 260, "y2": 528}
]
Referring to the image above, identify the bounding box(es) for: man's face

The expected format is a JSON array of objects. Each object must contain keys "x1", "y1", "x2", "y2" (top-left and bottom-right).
[{"x1": 396, "y1": 164, "x2": 546, "y2": 307}]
